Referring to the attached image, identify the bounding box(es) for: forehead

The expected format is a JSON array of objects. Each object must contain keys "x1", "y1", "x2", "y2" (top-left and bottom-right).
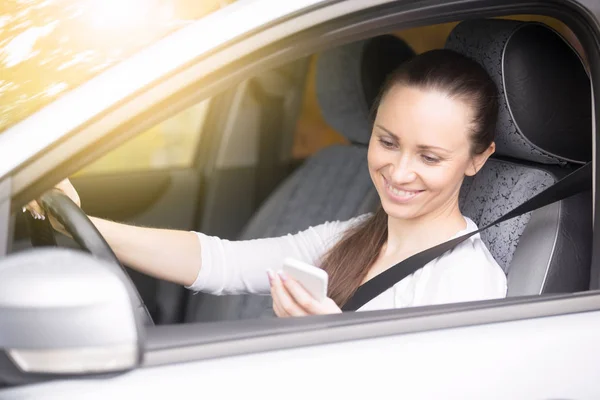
[{"x1": 376, "y1": 85, "x2": 474, "y2": 148}]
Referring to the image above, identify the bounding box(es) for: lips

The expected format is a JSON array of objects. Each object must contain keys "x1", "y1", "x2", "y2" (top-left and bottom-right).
[{"x1": 383, "y1": 177, "x2": 424, "y2": 203}]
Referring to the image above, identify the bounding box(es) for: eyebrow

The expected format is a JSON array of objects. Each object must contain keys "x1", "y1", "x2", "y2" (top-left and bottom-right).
[{"x1": 375, "y1": 124, "x2": 451, "y2": 153}]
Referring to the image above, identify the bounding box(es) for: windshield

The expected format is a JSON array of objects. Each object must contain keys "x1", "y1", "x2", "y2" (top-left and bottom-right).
[{"x1": 0, "y1": 0, "x2": 235, "y2": 135}]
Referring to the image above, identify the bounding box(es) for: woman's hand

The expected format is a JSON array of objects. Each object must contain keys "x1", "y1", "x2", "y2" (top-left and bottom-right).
[
  {"x1": 268, "y1": 270, "x2": 342, "y2": 317},
  {"x1": 23, "y1": 178, "x2": 81, "y2": 235}
]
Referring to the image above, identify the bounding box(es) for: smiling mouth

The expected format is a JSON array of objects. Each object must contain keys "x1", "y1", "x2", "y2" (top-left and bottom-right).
[{"x1": 383, "y1": 178, "x2": 424, "y2": 202}]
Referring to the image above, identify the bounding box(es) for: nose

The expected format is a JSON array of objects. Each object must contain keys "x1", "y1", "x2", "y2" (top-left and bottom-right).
[{"x1": 389, "y1": 153, "x2": 417, "y2": 184}]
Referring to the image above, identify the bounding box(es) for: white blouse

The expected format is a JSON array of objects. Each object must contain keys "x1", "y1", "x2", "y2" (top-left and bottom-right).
[{"x1": 187, "y1": 215, "x2": 507, "y2": 311}]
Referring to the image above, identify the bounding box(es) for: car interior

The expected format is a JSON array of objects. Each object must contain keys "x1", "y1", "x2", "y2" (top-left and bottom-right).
[{"x1": 9, "y1": 15, "x2": 593, "y2": 327}]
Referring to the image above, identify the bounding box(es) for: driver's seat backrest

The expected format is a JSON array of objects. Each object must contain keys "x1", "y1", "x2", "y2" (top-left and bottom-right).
[
  {"x1": 183, "y1": 35, "x2": 416, "y2": 322},
  {"x1": 446, "y1": 19, "x2": 592, "y2": 295}
]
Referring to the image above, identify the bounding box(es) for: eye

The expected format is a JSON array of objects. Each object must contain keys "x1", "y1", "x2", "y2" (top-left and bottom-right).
[
  {"x1": 421, "y1": 154, "x2": 440, "y2": 164},
  {"x1": 378, "y1": 138, "x2": 396, "y2": 149}
]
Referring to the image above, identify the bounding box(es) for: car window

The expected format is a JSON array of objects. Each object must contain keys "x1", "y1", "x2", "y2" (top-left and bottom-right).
[
  {"x1": 76, "y1": 98, "x2": 210, "y2": 175},
  {"x1": 0, "y1": 0, "x2": 236, "y2": 136}
]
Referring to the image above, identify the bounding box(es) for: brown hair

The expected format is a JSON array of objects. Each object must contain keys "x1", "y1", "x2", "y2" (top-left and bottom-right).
[{"x1": 320, "y1": 49, "x2": 499, "y2": 307}]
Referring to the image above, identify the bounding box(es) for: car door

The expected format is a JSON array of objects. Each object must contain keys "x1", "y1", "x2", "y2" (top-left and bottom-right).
[
  {"x1": 2, "y1": 293, "x2": 600, "y2": 399},
  {"x1": 1, "y1": 0, "x2": 600, "y2": 398}
]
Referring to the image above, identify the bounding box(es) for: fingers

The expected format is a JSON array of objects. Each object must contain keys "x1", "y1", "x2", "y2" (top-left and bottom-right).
[
  {"x1": 282, "y1": 277, "x2": 322, "y2": 314},
  {"x1": 269, "y1": 270, "x2": 287, "y2": 317},
  {"x1": 269, "y1": 270, "x2": 343, "y2": 317},
  {"x1": 22, "y1": 178, "x2": 81, "y2": 223},
  {"x1": 283, "y1": 277, "x2": 341, "y2": 314},
  {"x1": 23, "y1": 201, "x2": 45, "y2": 220},
  {"x1": 268, "y1": 270, "x2": 307, "y2": 317},
  {"x1": 272, "y1": 294, "x2": 287, "y2": 318},
  {"x1": 268, "y1": 270, "x2": 342, "y2": 317}
]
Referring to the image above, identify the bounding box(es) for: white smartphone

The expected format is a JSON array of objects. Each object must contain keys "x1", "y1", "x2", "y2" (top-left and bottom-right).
[{"x1": 282, "y1": 257, "x2": 329, "y2": 302}]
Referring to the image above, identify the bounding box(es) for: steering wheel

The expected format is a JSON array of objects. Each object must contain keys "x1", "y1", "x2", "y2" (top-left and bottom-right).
[{"x1": 26, "y1": 190, "x2": 154, "y2": 326}]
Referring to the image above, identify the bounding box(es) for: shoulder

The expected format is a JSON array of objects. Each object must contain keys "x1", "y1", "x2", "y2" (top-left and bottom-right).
[
  {"x1": 440, "y1": 239, "x2": 505, "y2": 283},
  {"x1": 304, "y1": 213, "x2": 373, "y2": 243},
  {"x1": 417, "y1": 217, "x2": 507, "y2": 304},
  {"x1": 318, "y1": 213, "x2": 373, "y2": 231},
  {"x1": 441, "y1": 218, "x2": 505, "y2": 279}
]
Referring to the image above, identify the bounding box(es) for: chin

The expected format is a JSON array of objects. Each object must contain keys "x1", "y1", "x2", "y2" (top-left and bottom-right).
[{"x1": 380, "y1": 201, "x2": 422, "y2": 221}]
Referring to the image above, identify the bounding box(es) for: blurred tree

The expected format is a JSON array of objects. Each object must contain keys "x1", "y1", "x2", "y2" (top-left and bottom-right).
[{"x1": 0, "y1": 0, "x2": 236, "y2": 134}]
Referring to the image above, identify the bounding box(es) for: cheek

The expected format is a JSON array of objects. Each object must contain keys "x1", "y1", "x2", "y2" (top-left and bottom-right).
[
  {"x1": 367, "y1": 143, "x2": 390, "y2": 172},
  {"x1": 419, "y1": 163, "x2": 467, "y2": 193}
]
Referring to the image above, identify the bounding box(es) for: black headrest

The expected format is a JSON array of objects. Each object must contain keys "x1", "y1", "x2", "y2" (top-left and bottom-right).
[
  {"x1": 446, "y1": 19, "x2": 591, "y2": 165},
  {"x1": 316, "y1": 35, "x2": 415, "y2": 144}
]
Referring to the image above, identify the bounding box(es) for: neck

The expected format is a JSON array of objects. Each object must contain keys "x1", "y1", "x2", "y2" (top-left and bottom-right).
[{"x1": 384, "y1": 198, "x2": 466, "y2": 256}]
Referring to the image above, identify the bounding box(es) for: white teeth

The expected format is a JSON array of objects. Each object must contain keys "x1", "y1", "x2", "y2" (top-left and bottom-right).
[{"x1": 386, "y1": 183, "x2": 419, "y2": 198}]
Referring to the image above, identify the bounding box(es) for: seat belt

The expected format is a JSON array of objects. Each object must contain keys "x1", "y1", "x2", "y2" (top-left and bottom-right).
[{"x1": 342, "y1": 161, "x2": 593, "y2": 311}]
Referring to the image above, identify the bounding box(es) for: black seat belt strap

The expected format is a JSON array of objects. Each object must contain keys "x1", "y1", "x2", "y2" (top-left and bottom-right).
[{"x1": 342, "y1": 162, "x2": 592, "y2": 311}]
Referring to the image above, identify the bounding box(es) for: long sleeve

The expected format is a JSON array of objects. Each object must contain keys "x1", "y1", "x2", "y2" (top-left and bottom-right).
[{"x1": 186, "y1": 215, "x2": 370, "y2": 295}]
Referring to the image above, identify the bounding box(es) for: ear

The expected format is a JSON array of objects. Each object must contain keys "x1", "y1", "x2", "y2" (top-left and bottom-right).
[{"x1": 466, "y1": 142, "x2": 495, "y2": 177}]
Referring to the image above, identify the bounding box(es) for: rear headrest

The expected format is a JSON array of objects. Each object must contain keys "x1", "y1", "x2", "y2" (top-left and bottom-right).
[
  {"x1": 316, "y1": 35, "x2": 415, "y2": 145},
  {"x1": 446, "y1": 19, "x2": 591, "y2": 165}
]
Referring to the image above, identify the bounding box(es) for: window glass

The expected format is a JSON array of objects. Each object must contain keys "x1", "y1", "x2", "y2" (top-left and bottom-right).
[
  {"x1": 76, "y1": 99, "x2": 210, "y2": 175},
  {"x1": 0, "y1": 0, "x2": 235, "y2": 135}
]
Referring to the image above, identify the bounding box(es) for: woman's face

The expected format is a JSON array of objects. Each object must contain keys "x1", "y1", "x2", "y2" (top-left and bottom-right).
[{"x1": 367, "y1": 84, "x2": 494, "y2": 222}]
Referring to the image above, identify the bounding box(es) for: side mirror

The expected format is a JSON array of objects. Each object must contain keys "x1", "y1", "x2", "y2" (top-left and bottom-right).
[{"x1": 0, "y1": 248, "x2": 142, "y2": 381}]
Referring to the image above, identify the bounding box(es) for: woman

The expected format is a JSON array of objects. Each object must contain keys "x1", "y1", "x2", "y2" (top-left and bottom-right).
[{"x1": 27, "y1": 48, "x2": 507, "y2": 317}]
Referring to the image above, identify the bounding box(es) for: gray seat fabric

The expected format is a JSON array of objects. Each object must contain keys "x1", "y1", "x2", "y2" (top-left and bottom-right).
[
  {"x1": 459, "y1": 159, "x2": 556, "y2": 271},
  {"x1": 448, "y1": 20, "x2": 592, "y2": 295},
  {"x1": 240, "y1": 146, "x2": 378, "y2": 239},
  {"x1": 459, "y1": 159, "x2": 591, "y2": 295}
]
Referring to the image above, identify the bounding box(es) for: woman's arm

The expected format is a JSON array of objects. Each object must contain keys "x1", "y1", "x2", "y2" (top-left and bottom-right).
[
  {"x1": 27, "y1": 179, "x2": 367, "y2": 295},
  {"x1": 26, "y1": 179, "x2": 202, "y2": 287},
  {"x1": 187, "y1": 213, "x2": 370, "y2": 295},
  {"x1": 89, "y1": 217, "x2": 201, "y2": 287},
  {"x1": 187, "y1": 227, "x2": 335, "y2": 295}
]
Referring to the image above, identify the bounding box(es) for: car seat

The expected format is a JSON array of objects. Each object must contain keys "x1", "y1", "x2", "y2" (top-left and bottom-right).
[{"x1": 447, "y1": 19, "x2": 592, "y2": 295}]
